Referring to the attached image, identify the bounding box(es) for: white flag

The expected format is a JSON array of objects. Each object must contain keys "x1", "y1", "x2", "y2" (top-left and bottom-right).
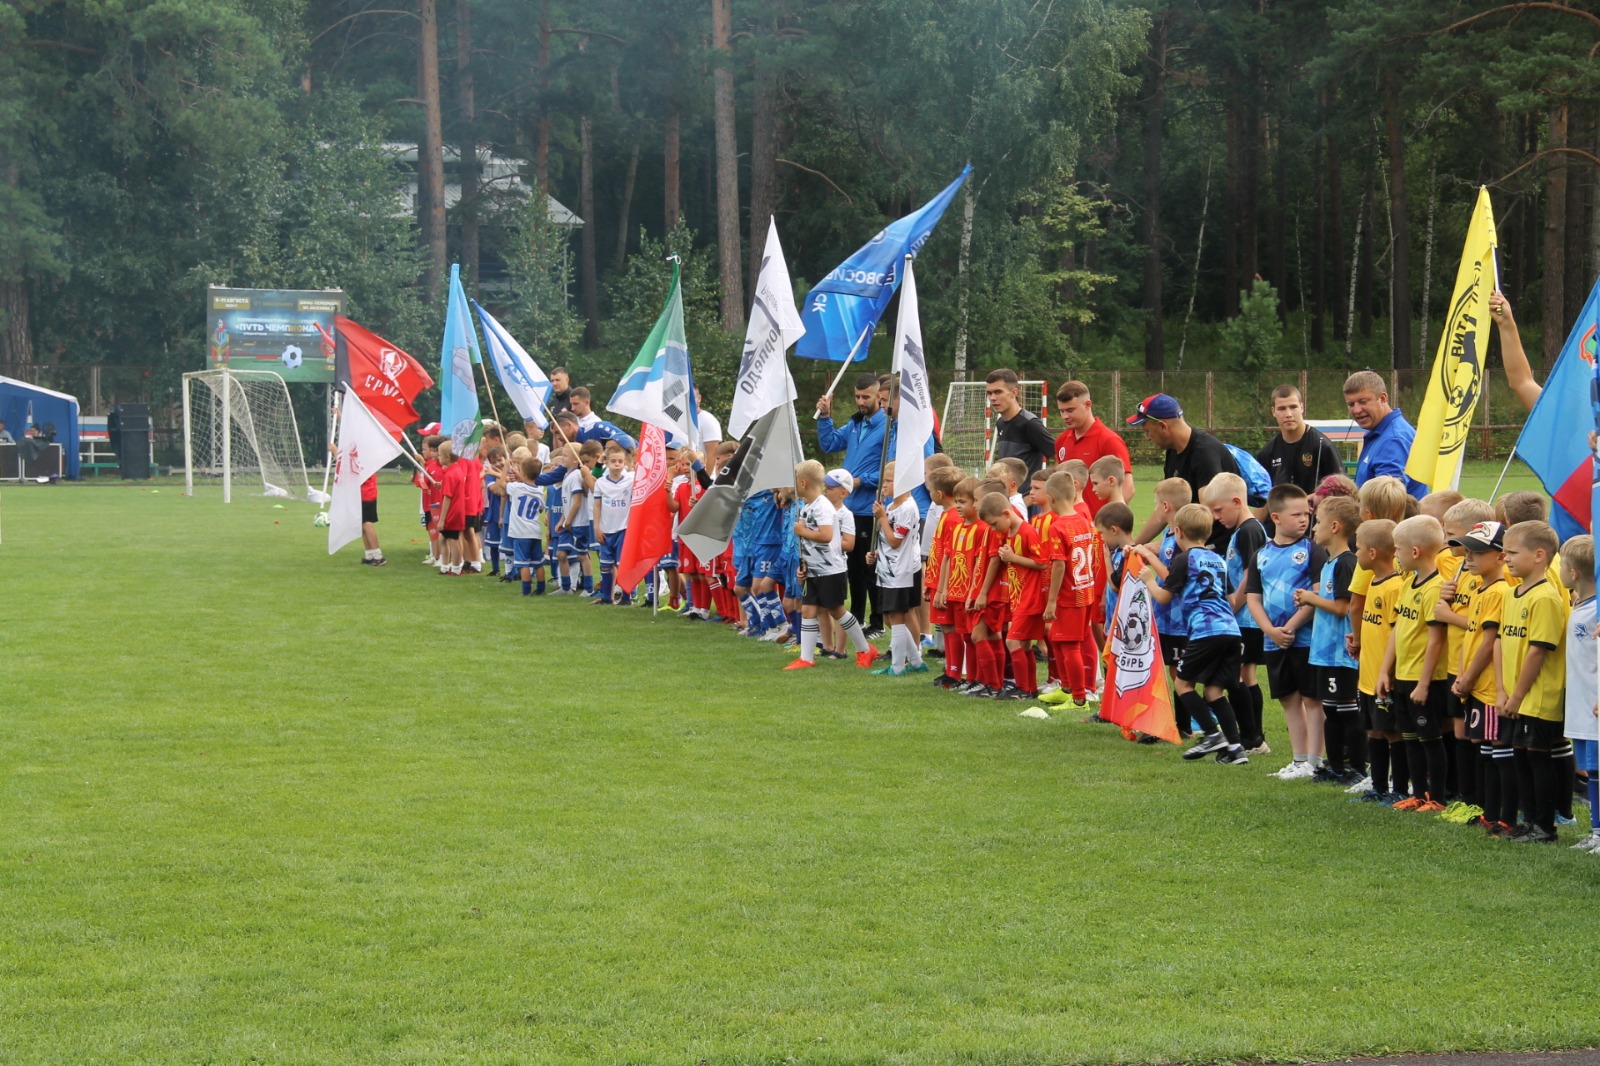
[
  {"x1": 474, "y1": 301, "x2": 553, "y2": 428},
  {"x1": 328, "y1": 391, "x2": 404, "y2": 555},
  {"x1": 891, "y1": 258, "x2": 933, "y2": 499},
  {"x1": 727, "y1": 219, "x2": 805, "y2": 441},
  {"x1": 677, "y1": 403, "x2": 806, "y2": 563}
]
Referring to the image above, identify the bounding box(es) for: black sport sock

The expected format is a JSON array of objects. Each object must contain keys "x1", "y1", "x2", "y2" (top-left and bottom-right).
[
  {"x1": 1527, "y1": 747, "x2": 1557, "y2": 832},
  {"x1": 1179, "y1": 691, "x2": 1218, "y2": 735},
  {"x1": 1369, "y1": 737, "x2": 1391, "y2": 793},
  {"x1": 1322, "y1": 711, "x2": 1346, "y2": 773},
  {"x1": 1455, "y1": 738, "x2": 1478, "y2": 806},
  {"x1": 1478, "y1": 746, "x2": 1498, "y2": 822},
  {"x1": 1404, "y1": 736, "x2": 1428, "y2": 799},
  {"x1": 1494, "y1": 746, "x2": 1520, "y2": 825},
  {"x1": 1421, "y1": 738, "x2": 1448, "y2": 802},
  {"x1": 1249, "y1": 685, "x2": 1265, "y2": 746},
  {"x1": 1553, "y1": 743, "x2": 1576, "y2": 821},
  {"x1": 1443, "y1": 730, "x2": 1458, "y2": 798},
  {"x1": 1514, "y1": 748, "x2": 1537, "y2": 827},
  {"x1": 1226, "y1": 682, "x2": 1251, "y2": 743},
  {"x1": 1345, "y1": 717, "x2": 1368, "y2": 775},
  {"x1": 1207, "y1": 697, "x2": 1241, "y2": 746},
  {"x1": 1390, "y1": 741, "x2": 1411, "y2": 797}
]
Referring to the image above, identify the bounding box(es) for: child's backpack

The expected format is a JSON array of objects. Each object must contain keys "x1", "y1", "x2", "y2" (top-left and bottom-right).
[{"x1": 1224, "y1": 443, "x2": 1272, "y2": 506}]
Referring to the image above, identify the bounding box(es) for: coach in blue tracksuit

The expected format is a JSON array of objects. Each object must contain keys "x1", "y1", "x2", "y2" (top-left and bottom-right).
[
  {"x1": 817, "y1": 372, "x2": 888, "y2": 637},
  {"x1": 1343, "y1": 369, "x2": 1426, "y2": 497}
]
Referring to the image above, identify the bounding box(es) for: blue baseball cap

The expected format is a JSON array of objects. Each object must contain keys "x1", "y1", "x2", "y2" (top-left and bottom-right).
[{"x1": 1126, "y1": 393, "x2": 1183, "y2": 425}]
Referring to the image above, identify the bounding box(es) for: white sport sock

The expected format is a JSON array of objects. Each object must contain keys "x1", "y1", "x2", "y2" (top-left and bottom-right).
[
  {"x1": 839, "y1": 613, "x2": 871, "y2": 653},
  {"x1": 891, "y1": 624, "x2": 911, "y2": 669},
  {"x1": 800, "y1": 618, "x2": 821, "y2": 662}
]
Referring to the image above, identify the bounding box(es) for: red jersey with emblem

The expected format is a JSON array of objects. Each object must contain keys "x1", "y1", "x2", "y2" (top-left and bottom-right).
[
  {"x1": 979, "y1": 522, "x2": 1008, "y2": 603},
  {"x1": 926, "y1": 508, "x2": 958, "y2": 592},
  {"x1": 1005, "y1": 521, "x2": 1049, "y2": 617},
  {"x1": 1049, "y1": 510, "x2": 1097, "y2": 608},
  {"x1": 946, "y1": 519, "x2": 984, "y2": 601}
]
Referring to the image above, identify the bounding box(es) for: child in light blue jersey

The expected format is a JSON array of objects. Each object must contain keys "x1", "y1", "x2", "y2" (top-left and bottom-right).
[
  {"x1": 1248, "y1": 483, "x2": 1327, "y2": 779},
  {"x1": 1295, "y1": 495, "x2": 1365, "y2": 783},
  {"x1": 1203, "y1": 471, "x2": 1270, "y2": 753}
]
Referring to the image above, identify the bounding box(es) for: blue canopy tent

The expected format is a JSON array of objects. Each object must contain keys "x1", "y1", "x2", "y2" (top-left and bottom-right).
[{"x1": 0, "y1": 376, "x2": 81, "y2": 478}]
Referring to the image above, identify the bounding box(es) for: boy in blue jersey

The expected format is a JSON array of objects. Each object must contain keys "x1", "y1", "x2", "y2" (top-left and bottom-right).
[
  {"x1": 1203, "y1": 472, "x2": 1270, "y2": 754},
  {"x1": 480, "y1": 445, "x2": 508, "y2": 576},
  {"x1": 739, "y1": 489, "x2": 788, "y2": 638},
  {"x1": 1294, "y1": 495, "x2": 1365, "y2": 784},
  {"x1": 1248, "y1": 484, "x2": 1327, "y2": 780},
  {"x1": 1135, "y1": 503, "x2": 1249, "y2": 765},
  {"x1": 770, "y1": 487, "x2": 803, "y2": 646},
  {"x1": 1147, "y1": 479, "x2": 1192, "y2": 732}
]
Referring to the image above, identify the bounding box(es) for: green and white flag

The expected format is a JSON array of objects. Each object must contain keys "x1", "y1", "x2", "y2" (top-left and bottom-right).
[{"x1": 607, "y1": 261, "x2": 700, "y2": 449}]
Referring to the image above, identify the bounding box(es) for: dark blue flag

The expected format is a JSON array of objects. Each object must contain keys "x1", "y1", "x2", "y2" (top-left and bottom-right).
[{"x1": 794, "y1": 165, "x2": 971, "y2": 362}]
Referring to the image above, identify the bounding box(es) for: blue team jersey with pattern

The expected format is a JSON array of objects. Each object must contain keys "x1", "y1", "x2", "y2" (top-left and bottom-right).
[
  {"x1": 1225, "y1": 518, "x2": 1268, "y2": 628},
  {"x1": 1248, "y1": 537, "x2": 1323, "y2": 648},
  {"x1": 1105, "y1": 544, "x2": 1127, "y2": 624},
  {"x1": 778, "y1": 499, "x2": 799, "y2": 562},
  {"x1": 744, "y1": 491, "x2": 783, "y2": 549},
  {"x1": 1309, "y1": 551, "x2": 1358, "y2": 668},
  {"x1": 1164, "y1": 547, "x2": 1240, "y2": 641},
  {"x1": 1152, "y1": 531, "x2": 1178, "y2": 637}
]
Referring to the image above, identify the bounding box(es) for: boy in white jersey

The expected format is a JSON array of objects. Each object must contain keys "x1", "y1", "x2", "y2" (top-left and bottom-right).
[
  {"x1": 501, "y1": 455, "x2": 546, "y2": 595},
  {"x1": 1560, "y1": 535, "x2": 1599, "y2": 851},
  {"x1": 821, "y1": 468, "x2": 858, "y2": 657},
  {"x1": 866, "y1": 461, "x2": 927, "y2": 676},
  {"x1": 554, "y1": 440, "x2": 599, "y2": 595},
  {"x1": 591, "y1": 442, "x2": 635, "y2": 605},
  {"x1": 786, "y1": 460, "x2": 876, "y2": 671}
]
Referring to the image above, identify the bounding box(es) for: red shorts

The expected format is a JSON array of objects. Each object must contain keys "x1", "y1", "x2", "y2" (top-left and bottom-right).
[
  {"x1": 678, "y1": 547, "x2": 703, "y2": 576},
  {"x1": 930, "y1": 600, "x2": 953, "y2": 627},
  {"x1": 1009, "y1": 611, "x2": 1045, "y2": 642},
  {"x1": 952, "y1": 603, "x2": 974, "y2": 636},
  {"x1": 1050, "y1": 605, "x2": 1090, "y2": 642},
  {"x1": 1090, "y1": 598, "x2": 1106, "y2": 624},
  {"x1": 979, "y1": 600, "x2": 1010, "y2": 634}
]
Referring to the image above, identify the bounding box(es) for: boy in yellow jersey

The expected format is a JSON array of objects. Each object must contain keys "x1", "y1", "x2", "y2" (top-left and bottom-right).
[
  {"x1": 1354, "y1": 520, "x2": 1407, "y2": 802},
  {"x1": 1446, "y1": 521, "x2": 1508, "y2": 827},
  {"x1": 1496, "y1": 520, "x2": 1570, "y2": 842},
  {"x1": 1379, "y1": 516, "x2": 1450, "y2": 811},
  {"x1": 1433, "y1": 498, "x2": 1496, "y2": 810}
]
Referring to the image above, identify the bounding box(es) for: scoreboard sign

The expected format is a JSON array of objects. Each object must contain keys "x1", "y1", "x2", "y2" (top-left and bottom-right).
[{"x1": 206, "y1": 286, "x2": 347, "y2": 383}]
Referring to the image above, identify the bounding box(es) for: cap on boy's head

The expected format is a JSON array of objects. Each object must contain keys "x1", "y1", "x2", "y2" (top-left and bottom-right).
[
  {"x1": 1126, "y1": 393, "x2": 1181, "y2": 425},
  {"x1": 824, "y1": 468, "x2": 855, "y2": 493},
  {"x1": 418, "y1": 422, "x2": 443, "y2": 436},
  {"x1": 1452, "y1": 521, "x2": 1506, "y2": 552}
]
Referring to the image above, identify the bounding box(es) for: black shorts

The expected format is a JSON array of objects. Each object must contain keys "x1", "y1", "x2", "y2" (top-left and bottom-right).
[
  {"x1": 1442, "y1": 676, "x2": 1466, "y2": 719},
  {"x1": 466, "y1": 514, "x2": 483, "y2": 532},
  {"x1": 1161, "y1": 635, "x2": 1187, "y2": 667},
  {"x1": 1509, "y1": 715, "x2": 1563, "y2": 751},
  {"x1": 441, "y1": 528, "x2": 462, "y2": 541},
  {"x1": 878, "y1": 583, "x2": 923, "y2": 614},
  {"x1": 1177, "y1": 635, "x2": 1242, "y2": 690},
  {"x1": 1316, "y1": 666, "x2": 1358, "y2": 709},
  {"x1": 803, "y1": 571, "x2": 849, "y2": 610},
  {"x1": 1463, "y1": 697, "x2": 1499, "y2": 742},
  {"x1": 1392, "y1": 681, "x2": 1446, "y2": 741},
  {"x1": 1361, "y1": 692, "x2": 1400, "y2": 733},
  {"x1": 361, "y1": 499, "x2": 378, "y2": 524},
  {"x1": 1238, "y1": 628, "x2": 1266, "y2": 665},
  {"x1": 1264, "y1": 646, "x2": 1316, "y2": 700}
]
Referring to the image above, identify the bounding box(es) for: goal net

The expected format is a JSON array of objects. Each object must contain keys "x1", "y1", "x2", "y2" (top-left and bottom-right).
[
  {"x1": 941, "y1": 379, "x2": 1050, "y2": 476},
  {"x1": 183, "y1": 369, "x2": 317, "y2": 502}
]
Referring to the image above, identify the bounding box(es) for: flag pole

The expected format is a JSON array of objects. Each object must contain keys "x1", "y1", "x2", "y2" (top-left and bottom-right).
[
  {"x1": 318, "y1": 391, "x2": 343, "y2": 508},
  {"x1": 813, "y1": 322, "x2": 874, "y2": 420},
  {"x1": 1488, "y1": 446, "x2": 1517, "y2": 501}
]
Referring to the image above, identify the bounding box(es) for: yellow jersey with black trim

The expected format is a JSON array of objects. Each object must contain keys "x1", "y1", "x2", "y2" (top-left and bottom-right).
[
  {"x1": 1443, "y1": 559, "x2": 1475, "y2": 677},
  {"x1": 1357, "y1": 571, "x2": 1402, "y2": 696},
  {"x1": 1504, "y1": 553, "x2": 1564, "y2": 598},
  {"x1": 1457, "y1": 574, "x2": 1505, "y2": 704},
  {"x1": 1436, "y1": 549, "x2": 1464, "y2": 584},
  {"x1": 1350, "y1": 564, "x2": 1372, "y2": 598},
  {"x1": 1498, "y1": 577, "x2": 1569, "y2": 722},
  {"x1": 1393, "y1": 569, "x2": 1447, "y2": 683}
]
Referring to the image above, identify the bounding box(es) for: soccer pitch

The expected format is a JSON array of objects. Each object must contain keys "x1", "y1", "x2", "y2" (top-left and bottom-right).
[{"x1": 2, "y1": 464, "x2": 1595, "y2": 1065}]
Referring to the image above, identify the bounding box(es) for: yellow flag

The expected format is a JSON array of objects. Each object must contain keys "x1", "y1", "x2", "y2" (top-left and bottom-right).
[{"x1": 1407, "y1": 187, "x2": 1497, "y2": 492}]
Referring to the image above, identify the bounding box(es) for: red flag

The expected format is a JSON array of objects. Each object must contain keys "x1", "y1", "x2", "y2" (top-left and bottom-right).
[
  {"x1": 617, "y1": 423, "x2": 673, "y2": 593},
  {"x1": 335, "y1": 315, "x2": 434, "y2": 438},
  {"x1": 1100, "y1": 553, "x2": 1179, "y2": 744}
]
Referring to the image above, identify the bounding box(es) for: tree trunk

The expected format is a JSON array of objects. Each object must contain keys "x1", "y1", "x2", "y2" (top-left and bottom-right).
[
  {"x1": 535, "y1": 0, "x2": 550, "y2": 196},
  {"x1": 1311, "y1": 90, "x2": 1327, "y2": 353},
  {"x1": 747, "y1": 57, "x2": 781, "y2": 301},
  {"x1": 1563, "y1": 101, "x2": 1589, "y2": 329},
  {"x1": 417, "y1": 0, "x2": 447, "y2": 304},
  {"x1": 1141, "y1": 12, "x2": 1167, "y2": 371},
  {"x1": 1542, "y1": 102, "x2": 1568, "y2": 373},
  {"x1": 1270, "y1": 114, "x2": 1288, "y2": 324},
  {"x1": 1240, "y1": 95, "x2": 1260, "y2": 289},
  {"x1": 1328, "y1": 106, "x2": 1346, "y2": 342},
  {"x1": 1224, "y1": 103, "x2": 1240, "y2": 316},
  {"x1": 0, "y1": 278, "x2": 31, "y2": 367},
  {"x1": 664, "y1": 111, "x2": 681, "y2": 232},
  {"x1": 710, "y1": 0, "x2": 744, "y2": 331},
  {"x1": 953, "y1": 182, "x2": 976, "y2": 379},
  {"x1": 579, "y1": 115, "x2": 600, "y2": 349},
  {"x1": 1384, "y1": 70, "x2": 1412, "y2": 369},
  {"x1": 1359, "y1": 170, "x2": 1375, "y2": 341},
  {"x1": 613, "y1": 141, "x2": 640, "y2": 272},
  {"x1": 456, "y1": 0, "x2": 479, "y2": 289}
]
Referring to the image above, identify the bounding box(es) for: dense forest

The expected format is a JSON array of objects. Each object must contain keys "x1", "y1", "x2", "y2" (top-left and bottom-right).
[{"x1": 1, "y1": 1, "x2": 1597, "y2": 419}]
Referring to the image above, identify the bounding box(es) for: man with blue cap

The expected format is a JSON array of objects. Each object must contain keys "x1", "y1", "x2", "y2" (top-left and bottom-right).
[{"x1": 1128, "y1": 392, "x2": 1239, "y2": 549}]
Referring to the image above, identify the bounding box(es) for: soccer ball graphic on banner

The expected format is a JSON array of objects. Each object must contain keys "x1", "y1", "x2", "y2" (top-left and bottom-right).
[
  {"x1": 281, "y1": 344, "x2": 303, "y2": 371},
  {"x1": 313, "y1": 511, "x2": 330, "y2": 528}
]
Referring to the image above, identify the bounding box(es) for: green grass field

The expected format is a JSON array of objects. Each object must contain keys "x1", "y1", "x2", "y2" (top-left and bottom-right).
[{"x1": 2, "y1": 462, "x2": 1595, "y2": 1065}]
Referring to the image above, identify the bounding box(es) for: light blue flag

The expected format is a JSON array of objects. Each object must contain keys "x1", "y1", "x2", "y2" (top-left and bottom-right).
[
  {"x1": 794, "y1": 165, "x2": 971, "y2": 362},
  {"x1": 473, "y1": 301, "x2": 553, "y2": 429},
  {"x1": 439, "y1": 264, "x2": 483, "y2": 455}
]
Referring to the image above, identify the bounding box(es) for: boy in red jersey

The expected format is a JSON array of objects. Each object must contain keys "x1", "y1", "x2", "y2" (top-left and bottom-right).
[
  {"x1": 935, "y1": 478, "x2": 984, "y2": 690},
  {"x1": 416, "y1": 433, "x2": 445, "y2": 565},
  {"x1": 982, "y1": 492, "x2": 1050, "y2": 698},
  {"x1": 924, "y1": 468, "x2": 964, "y2": 680},
  {"x1": 436, "y1": 440, "x2": 468, "y2": 575},
  {"x1": 966, "y1": 488, "x2": 1014, "y2": 696}
]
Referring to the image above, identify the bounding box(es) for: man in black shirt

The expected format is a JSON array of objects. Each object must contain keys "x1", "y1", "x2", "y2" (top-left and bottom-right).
[
  {"x1": 985, "y1": 368, "x2": 1056, "y2": 474},
  {"x1": 1256, "y1": 384, "x2": 1343, "y2": 494},
  {"x1": 1127, "y1": 392, "x2": 1239, "y2": 549}
]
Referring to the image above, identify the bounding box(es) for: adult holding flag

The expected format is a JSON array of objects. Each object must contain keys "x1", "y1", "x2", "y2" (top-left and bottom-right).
[
  {"x1": 798, "y1": 165, "x2": 971, "y2": 413},
  {"x1": 440, "y1": 264, "x2": 483, "y2": 458},
  {"x1": 328, "y1": 391, "x2": 404, "y2": 563},
  {"x1": 678, "y1": 219, "x2": 807, "y2": 563},
  {"x1": 1407, "y1": 187, "x2": 1497, "y2": 493}
]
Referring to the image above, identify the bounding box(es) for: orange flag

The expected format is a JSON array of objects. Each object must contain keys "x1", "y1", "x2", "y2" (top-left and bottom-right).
[{"x1": 1100, "y1": 553, "x2": 1179, "y2": 743}]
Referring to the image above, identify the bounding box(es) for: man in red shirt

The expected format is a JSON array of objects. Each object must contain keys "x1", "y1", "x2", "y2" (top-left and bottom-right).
[{"x1": 1052, "y1": 380, "x2": 1134, "y2": 517}]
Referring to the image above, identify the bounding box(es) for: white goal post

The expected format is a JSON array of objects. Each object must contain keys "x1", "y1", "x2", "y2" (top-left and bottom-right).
[
  {"x1": 941, "y1": 379, "x2": 1050, "y2": 477},
  {"x1": 183, "y1": 368, "x2": 317, "y2": 503}
]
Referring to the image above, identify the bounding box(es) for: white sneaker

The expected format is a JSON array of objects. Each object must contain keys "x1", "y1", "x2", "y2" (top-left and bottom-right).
[
  {"x1": 1038, "y1": 681, "x2": 1062, "y2": 696},
  {"x1": 761, "y1": 623, "x2": 792, "y2": 642},
  {"x1": 1343, "y1": 775, "x2": 1374, "y2": 794},
  {"x1": 1571, "y1": 831, "x2": 1600, "y2": 852},
  {"x1": 1084, "y1": 689, "x2": 1101, "y2": 703},
  {"x1": 1272, "y1": 762, "x2": 1312, "y2": 780}
]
